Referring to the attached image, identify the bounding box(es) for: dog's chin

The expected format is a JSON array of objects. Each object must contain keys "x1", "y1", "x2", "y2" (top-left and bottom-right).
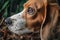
[
  {"x1": 8, "y1": 26, "x2": 33, "y2": 35},
  {"x1": 7, "y1": 23, "x2": 33, "y2": 35}
]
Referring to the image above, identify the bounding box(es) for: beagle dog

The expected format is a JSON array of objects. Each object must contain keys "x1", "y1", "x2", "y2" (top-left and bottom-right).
[{"x1": 5, "y1": 0, "x2": 60, "y2": 40}]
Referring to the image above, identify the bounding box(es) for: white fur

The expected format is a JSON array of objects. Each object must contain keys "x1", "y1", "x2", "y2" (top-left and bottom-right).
[{"x1": 8, "y1": 9, "x2": 32, "y2": 35}]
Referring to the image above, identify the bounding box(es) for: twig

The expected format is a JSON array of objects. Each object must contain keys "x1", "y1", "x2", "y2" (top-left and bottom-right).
[{"x1": 0, "y1": 18, "x2": 4, "y2": 26}]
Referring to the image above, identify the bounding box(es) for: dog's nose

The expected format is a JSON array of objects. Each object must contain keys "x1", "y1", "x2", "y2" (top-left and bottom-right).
[{"x1": 5, "y1": 18, "x2": 12, "y2": 25}]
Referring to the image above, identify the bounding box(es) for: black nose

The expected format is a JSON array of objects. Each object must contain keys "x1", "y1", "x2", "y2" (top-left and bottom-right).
[{"x1": 5, "y1": 18, "x2": 12, "y2": 25}]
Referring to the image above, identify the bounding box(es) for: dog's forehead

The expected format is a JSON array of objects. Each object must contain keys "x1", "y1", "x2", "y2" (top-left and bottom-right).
[
  {"x1": 23, "y1": 0, "x2": 44, "y2": 9},
  {"x1": 23, "y1": 0, "x2": 35, "y2": 8}
]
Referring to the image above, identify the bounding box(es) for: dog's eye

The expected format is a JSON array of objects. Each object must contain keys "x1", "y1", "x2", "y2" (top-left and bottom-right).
[{"x1": 27, "y1": 7, "x2": 34, "y2": 15}]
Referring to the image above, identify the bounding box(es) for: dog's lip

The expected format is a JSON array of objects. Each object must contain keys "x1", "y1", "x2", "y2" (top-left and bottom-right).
[
  {"x1": 6, "y1": 24, "x2": 13, "y2": 28},
  {"x1": 15, "y1": 28, "x2": 33, "y2": 33},
  {"x1": 15, "y1": 28, "x2": 25, "y2": 31}
]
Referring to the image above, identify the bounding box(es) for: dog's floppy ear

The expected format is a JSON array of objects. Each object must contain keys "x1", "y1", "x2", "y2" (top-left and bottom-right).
[{"x1": 39, "y1": 0, "x2": 47, "y2": 40}]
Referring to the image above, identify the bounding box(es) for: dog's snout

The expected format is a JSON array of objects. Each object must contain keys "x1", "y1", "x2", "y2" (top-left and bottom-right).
[{"x1": 5, "y1": 18, "x2": 12, "y2": 25}]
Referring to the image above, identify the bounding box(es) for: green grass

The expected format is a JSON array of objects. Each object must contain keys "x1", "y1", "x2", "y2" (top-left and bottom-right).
[{"x1": 0, "y1": 0, "x2": 27, "y2": 18}]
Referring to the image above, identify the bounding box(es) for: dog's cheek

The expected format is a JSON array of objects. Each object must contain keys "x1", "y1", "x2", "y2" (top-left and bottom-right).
[{"x1": 39, "y1": 15, "x2": 44, "y2": 23}]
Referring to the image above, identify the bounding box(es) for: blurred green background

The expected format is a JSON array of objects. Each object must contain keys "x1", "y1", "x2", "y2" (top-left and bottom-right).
[
  {"x1": 0, "y1": 0, "x2": 27, "y2": 18},
  {"x1": 0, "y1": 0, "x2": 60, "y2": 18}
]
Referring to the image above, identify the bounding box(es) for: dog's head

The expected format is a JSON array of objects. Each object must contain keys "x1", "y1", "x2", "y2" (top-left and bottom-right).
[{"x1": 5, "y1": 0, "x2": 47, "y2": 35}]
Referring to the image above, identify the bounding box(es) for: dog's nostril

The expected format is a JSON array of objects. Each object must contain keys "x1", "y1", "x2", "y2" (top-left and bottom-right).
[{"x1": 5, "y1": 18, "x2": 12, "y2": 25}]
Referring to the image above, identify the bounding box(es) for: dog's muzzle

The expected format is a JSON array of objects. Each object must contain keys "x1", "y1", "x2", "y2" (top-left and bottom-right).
[{"x1": 5, "y1": 10, "x2": 32, "y2": 35}]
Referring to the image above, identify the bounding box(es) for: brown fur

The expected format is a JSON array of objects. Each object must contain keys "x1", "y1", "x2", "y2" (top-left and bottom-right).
[{"x1": 22, "y1": 0, "x2": 60, "y2": 40}]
